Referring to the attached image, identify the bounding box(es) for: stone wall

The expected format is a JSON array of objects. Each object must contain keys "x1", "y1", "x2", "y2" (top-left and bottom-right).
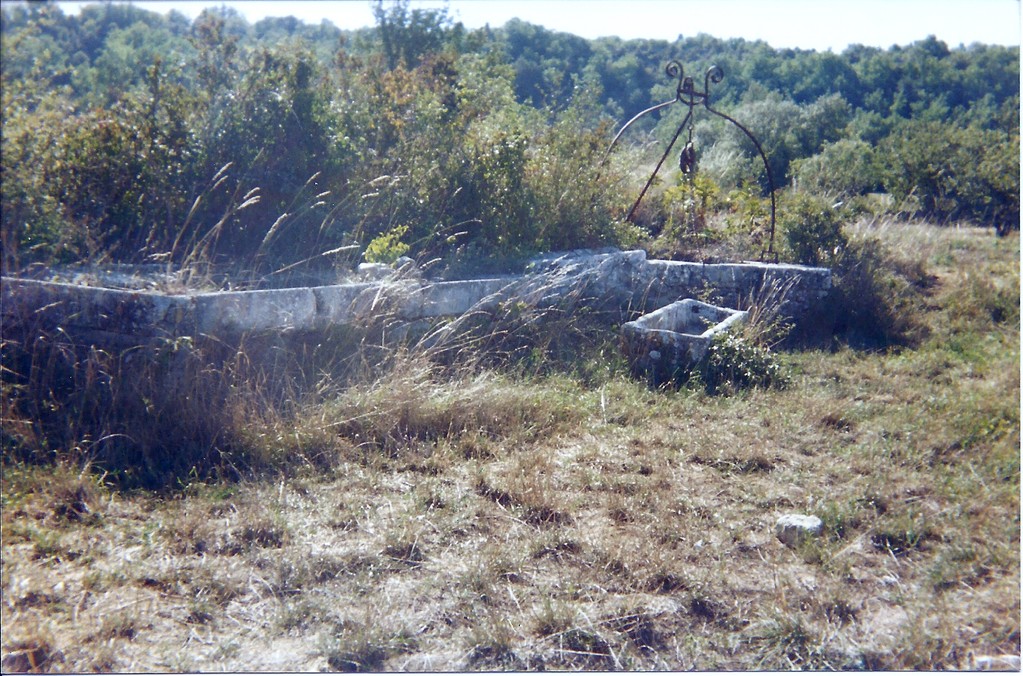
[
  {"x1": 1, "y1": 276, "x2": 515, "y2": 347},
  {"x1": 523, "y1": 249, "x2": 831, "y2": 331},
  {"x1": 1, "y1": 250, "x2": 831, "y2": 348}
]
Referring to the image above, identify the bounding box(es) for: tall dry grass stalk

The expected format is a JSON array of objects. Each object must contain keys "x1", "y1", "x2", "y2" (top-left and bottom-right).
[{"x1": 740, "y1": 275, "x2": 796, "y2": 348}]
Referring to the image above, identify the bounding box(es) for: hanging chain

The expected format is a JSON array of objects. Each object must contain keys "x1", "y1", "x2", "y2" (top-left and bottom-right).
[{"x1": 679, "y1": 123, "x2": 697, "y2": 232}]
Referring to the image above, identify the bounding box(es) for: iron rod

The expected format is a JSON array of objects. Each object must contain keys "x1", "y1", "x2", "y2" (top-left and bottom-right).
[{"x1": 626, "y1": 111, "x2": 692, "y2": 223}]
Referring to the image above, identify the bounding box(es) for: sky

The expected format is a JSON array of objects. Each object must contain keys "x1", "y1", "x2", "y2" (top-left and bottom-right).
[{"x1": 55, "y1": 0, "x2": 1022, "y2": 53}]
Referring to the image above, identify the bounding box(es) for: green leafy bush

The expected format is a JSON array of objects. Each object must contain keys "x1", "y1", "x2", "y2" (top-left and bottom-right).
[
  {"x1": 781, "y1": 193, "x2": 847, "y2": 266},
  {"x1": 697, "y1": 333, "x2": 789, "y2": 395},
  {"x1": 791, "y1": 138, "x2": 882, "y2": 199},
  {"x1": 879, "y1": 119, "x2": 1020, "y2": 230}
]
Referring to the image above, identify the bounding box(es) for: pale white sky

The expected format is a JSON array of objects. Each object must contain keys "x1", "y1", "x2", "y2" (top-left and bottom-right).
[{"x1": 55, "y1": 0, "x2": 1022, "y2": 52}]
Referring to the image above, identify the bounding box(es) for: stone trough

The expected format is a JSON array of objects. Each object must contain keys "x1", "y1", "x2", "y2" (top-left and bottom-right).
[{"x1": 620, "y1": 299, "x2": 747, "y2": 381}]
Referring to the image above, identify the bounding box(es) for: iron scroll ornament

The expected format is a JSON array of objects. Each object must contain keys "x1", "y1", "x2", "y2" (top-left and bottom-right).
[{"x1": 604, "y1": 61, "x2": 778, "y2": 261}]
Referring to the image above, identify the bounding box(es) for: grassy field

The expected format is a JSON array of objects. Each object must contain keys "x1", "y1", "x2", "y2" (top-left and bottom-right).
[{"x1": 1, "y1": 221, "x2": 1018, "y2": 671}]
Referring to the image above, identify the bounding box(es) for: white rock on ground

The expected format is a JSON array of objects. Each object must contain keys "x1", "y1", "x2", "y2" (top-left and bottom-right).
[{"x1": 775, "y1": 514, "x2": 824, "y2": 548}]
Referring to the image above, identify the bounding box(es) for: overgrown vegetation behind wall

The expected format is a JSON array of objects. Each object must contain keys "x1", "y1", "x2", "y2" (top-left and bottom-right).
[{"x1": 1, "y1": 1, "x2": 1018, "y2": 276}]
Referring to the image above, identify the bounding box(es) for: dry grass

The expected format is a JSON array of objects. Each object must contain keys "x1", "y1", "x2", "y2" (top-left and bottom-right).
[{"x1": 1, "y1": 222, "x2": 1018, "y2": 671}]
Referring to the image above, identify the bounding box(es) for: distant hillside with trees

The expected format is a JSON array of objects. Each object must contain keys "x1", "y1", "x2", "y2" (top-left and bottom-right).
[{"x1": 2, "y1": 0, "x2": 1017, "y2": 275}]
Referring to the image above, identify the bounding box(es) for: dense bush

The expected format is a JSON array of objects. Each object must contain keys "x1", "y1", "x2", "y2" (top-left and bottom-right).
[
  {"x1": 697, "y1": 333, "x2": 789, "y2": 395},
  {"x1": 0, "y1": 4, "x2": 631, "y2": 275},
  {"x1": 781, "y1": 193, "x2": 847, "y2": 266},
  {"x1": 791, "y1": 139, "x2": 882, "y2": 198},
  {"x1": 880, "y1": 119, "x2": 1020, "y2": 230}
]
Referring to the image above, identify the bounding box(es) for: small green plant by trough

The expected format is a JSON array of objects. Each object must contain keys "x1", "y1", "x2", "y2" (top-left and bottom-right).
[{"x1": 697, "y1": 332, "x2": 790, "y2": 395}]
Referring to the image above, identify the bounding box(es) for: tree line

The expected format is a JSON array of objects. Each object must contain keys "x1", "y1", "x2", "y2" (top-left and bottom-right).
[{"x1": 1, "y1": 0, "x2": 1018, "y2": 275}]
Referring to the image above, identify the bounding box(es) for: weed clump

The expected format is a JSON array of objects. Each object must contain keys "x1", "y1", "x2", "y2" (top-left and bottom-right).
[
  {"x1": 696, "y1": 333, "x2": 790, "y2": 395},
  {"x1": 324, "y1": 640, "x2": 388, "y2": 673},
  {"x1": 466, "y1": 642, "x2": 524, "y2": 670},
  {"x1": 324, "y1": 360, "x2": 586, "y2": 456},
  {"x1": 47, "y1": 466, "x2": 100, "y2": 523},
  {"x1": 1, "y1": 331, "x2": 248, "y2": 488}
]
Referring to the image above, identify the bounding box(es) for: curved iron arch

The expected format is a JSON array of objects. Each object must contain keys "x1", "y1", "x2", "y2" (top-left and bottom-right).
[{"x1": 604, "y1": 61, "x2": 778, "y2": 261}]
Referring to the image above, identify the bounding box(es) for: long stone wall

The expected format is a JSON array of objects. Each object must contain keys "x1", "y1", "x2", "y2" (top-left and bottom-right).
[{"x1": 1, "y1": 250, "x2": 831, "y2": 347}]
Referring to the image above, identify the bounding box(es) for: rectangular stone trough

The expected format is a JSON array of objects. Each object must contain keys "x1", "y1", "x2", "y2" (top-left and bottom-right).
[{"x1": 620, "y1": 299, "x2": 748, "y2": 382}]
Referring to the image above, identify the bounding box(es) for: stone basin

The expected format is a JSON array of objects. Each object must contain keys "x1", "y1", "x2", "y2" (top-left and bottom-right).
[{"x1": 620, "y1": 298, "x2": 747, "y2": 382}]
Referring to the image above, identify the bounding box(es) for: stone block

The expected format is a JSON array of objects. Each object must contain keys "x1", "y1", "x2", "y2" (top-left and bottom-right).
[
  {"x1": 192, "y1": 288, "x2": 317, "y2": 334},
  {"x1": 775, "y1": 514, "x2": 824, "y2": 547}
]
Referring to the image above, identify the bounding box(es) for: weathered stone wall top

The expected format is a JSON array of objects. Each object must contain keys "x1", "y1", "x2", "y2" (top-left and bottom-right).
[
  {"x1": 1, "y1": 275, "x2": 518, "y2": 344},
  {"x1": 2, "y1": 277, "x2": 187, "y2": 341},
  {"x1": 527, "y1": 249, "x2": 831, "y2": 323}
]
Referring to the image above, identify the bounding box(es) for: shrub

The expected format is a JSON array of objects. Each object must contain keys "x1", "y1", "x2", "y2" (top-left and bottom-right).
[
  {"x1": 879, "y1": 120, "x2": 1020, "y2": 230},
  {"x1": 791, "y1": 138, "x2": 882, "y2": 199},
  {"x1": 724, "y1": 180, "x2": 772, "y2": 254},
  {"x1": 363, "y1": 224, "x2": 411, "y2": 264},
  {"x1": 697, "y1": 333, "x2": 789, "y2": 395},
  {"x1": 781, "y1": 192, "x2": 847, "y2": 266}
]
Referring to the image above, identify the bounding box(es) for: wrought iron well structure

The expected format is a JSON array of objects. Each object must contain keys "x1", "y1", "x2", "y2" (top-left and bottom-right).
[{"x1": 605, "y1": 60, "x2": 778, "y2": 260}]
